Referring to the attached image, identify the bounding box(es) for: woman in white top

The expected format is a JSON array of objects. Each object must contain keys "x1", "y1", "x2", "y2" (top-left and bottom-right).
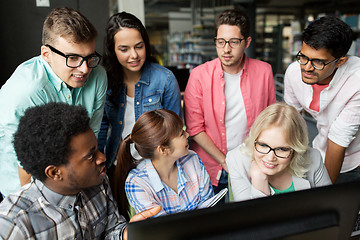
[{"x1": 226, "y1": 102, "x2": 331, "y2": 202}]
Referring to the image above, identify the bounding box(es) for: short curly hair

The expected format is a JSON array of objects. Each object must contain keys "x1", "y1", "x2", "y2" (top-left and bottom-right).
[
  {"x1": 215, "y1": 9, "x2": 250, "y2": 39},
  {"x1": 13, "y1": 102, "x2": 91, "y2": 181}
]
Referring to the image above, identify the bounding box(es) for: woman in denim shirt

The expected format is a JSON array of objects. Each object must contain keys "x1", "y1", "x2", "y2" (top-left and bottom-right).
[{"x1": 98, "y1": 12, "x2": 181, "y2": 168}]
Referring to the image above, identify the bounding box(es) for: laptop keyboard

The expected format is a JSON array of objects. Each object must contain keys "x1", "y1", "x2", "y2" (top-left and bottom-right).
[{"x1": 352, "y1": 214, "x2": 360, "y2": 237}]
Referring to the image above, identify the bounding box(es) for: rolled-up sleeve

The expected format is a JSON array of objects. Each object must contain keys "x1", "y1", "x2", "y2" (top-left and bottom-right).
[{"x1": 184, "y1": 69, "x2": 205, "y2": 136}]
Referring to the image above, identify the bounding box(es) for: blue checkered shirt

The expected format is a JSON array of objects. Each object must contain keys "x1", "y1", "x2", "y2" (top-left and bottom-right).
[{"x1": 125, "y1": 150, "x2": 214, "y2": 217}]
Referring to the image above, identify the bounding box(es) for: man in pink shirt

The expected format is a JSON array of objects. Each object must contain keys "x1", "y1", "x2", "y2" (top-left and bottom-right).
[
  {"x1": 184, "y1": 9, "x2": 276, "y2": 198},
  {"x1": 284, "y1": 16, "x2": 360, "y2": 184}
]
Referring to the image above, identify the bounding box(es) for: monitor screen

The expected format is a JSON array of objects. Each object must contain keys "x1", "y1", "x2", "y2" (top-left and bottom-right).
[{"x1": 128, "y1": 180, "x2": 360, "y2": 240}]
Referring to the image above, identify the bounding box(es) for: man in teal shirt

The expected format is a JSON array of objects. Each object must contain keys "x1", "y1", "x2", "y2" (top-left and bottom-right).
[{"x1": 0, "y1": 7, "x2": 107, "y2": 196}]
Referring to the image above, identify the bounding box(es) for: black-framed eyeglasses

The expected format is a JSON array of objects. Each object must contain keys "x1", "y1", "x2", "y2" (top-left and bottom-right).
[
  {"x1": 45, "y1": 44, "x2": 101, "y2": 68},
  {"x1": 296, "y1": 51, "x2": 339, "y2": 70},
  {"x1": 254, "y1": 141, "x2": 293, "y2": 158},
  {"x1": 214, "y1": 38, "x2": 245, "y2": 48}
]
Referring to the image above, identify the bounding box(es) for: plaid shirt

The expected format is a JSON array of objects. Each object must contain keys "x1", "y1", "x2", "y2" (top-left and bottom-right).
[
  {"x1": 0, "y1": 177, "x2": 126, "y2": 239},
  {"x1": 126, "y1": 150, "x2": 214, "y2": 216}
]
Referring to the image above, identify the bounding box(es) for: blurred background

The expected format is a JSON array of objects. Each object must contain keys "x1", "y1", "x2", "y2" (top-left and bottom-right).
[
  {"x1": 1, "y1": 0, "x2": 359, "y2": 93},
  {"x1": 1, "y1": 0, "x2": 359, "y2": 144}
]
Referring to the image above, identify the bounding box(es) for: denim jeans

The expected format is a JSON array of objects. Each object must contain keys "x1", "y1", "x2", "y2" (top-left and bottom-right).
[
  {"x1": 212, "y1": 169, "x2": 229, "y2": 205},
  {"x1": 335, "y1": 166, "x2": 360, "y2": 184}
]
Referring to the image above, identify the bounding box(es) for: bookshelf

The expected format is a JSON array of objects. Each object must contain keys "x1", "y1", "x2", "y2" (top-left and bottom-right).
[
  {"x1": 168, "y1": 6, "x2": 231, "y2": 69},
  {"x1": 255, "y1": 12, "x2": 295, "y2": 74},
  {"x1": 168, "y1": 31, "x2": 204, "y2": 69},
  {"x1": 341, "y1": 13, "x2": 360, "y2": 56}
]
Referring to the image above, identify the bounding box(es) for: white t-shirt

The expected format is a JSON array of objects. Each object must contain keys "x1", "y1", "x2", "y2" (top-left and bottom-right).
[
  {"x1": 121, "y1": 96, "x2": 141, "y2": 161},
  {"x1": 224, "y1": 71, "x2": 248, "y2": 152},
  {"x1": 122, "y1": 96, "x2": 135, "y2": 140}
]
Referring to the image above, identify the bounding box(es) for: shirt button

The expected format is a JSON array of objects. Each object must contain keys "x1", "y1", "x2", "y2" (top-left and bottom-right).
[
  {"x1": 137, "y1": 84, "x2": 140, "y2": 87},
  {"x1": 62, "y1": 82, "x2": 66, "y2": 87},
  {"x1": 222, "y1": 133, "x2": 224, "y2": 135},
  {"x1": 221, "y1": 84, "x2": 224, "y2": 87},
  {"x1": 121, "y1": 103, "x2": 124, "y2": 107},
  {"x1": 119, "y1": 121, "x2": 122, "y2": 125},
  {"x1": 57, "y1": 87, "x2": 60, "y2": 91},
  {"x1": 222, "y1": 102, "x2": 225, "y2": 105},
  {"x1": 148, "y1": 98, "x2": 152, "y2": 102},
  {"x1": 222, "y1": 149, "x2": 225, "y2": 152},
  {"x1": 136, "y1": 102, "x2": 140, "y2": 105},
  {"x1": 67, "y1": 95, "x2": 70, "y2": 99},
  {"x1": 69, "y1": 204, "x2": 72, "y2": 208},
  {"x1": 220, "y1": 119, "x2": 223, "y2": 122}
]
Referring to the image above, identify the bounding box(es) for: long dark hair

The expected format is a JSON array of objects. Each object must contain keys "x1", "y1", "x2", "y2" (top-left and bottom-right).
[
  {"x1": 111, "y1": 109, "x2": 183, "y2": 220},
  {"x1": 103, "y1": 12, "x2": 157, "y2": 103}
]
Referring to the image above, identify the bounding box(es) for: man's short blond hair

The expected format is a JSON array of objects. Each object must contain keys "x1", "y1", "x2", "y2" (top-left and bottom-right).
[{"x1": 42, "y1": 7, "x2": 97, "y2": 45}]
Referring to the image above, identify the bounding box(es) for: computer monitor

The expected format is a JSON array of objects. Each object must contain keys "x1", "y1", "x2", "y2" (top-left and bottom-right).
[{"x1": 128, "y1": 180, "x2": 360, "y2": 240}]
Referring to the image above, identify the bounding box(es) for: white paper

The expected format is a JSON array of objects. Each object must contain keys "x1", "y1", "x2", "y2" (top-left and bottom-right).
[{"x1": 198, "y1": 188, "x2": 228, "y2": 209}]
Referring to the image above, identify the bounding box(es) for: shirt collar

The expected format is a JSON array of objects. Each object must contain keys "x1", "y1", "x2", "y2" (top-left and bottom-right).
[
  {"x1": 145, "y1": 159, "x2": 165, "y2": 192},
  {"x1": 176, "y1": 157, "x2": 190, "y2": 193},
  {"x1": 34, "y1": 178, "x2": 78, "y2": 211},
  {"x1": 137, "y1": 61, "x2": 151, "y2": 85},
  {"x1": 39, "y1": 56, "x2": 72, "y2": 92},
  {"x1": 217, "y1": 54, "x2": 248, "y2": 77},
  {"x1": 328, "y1": 62, "x2": 347, "y2": 88},
  {"x1": 145, "y1": 157, "x2": 190, "y2": 193},
  {"x1": 242, "y1": 54, "x2": 249, "y2": 73},
  {"x1": 318, "y1": 56, "x2": 355, "y2": 88}
]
